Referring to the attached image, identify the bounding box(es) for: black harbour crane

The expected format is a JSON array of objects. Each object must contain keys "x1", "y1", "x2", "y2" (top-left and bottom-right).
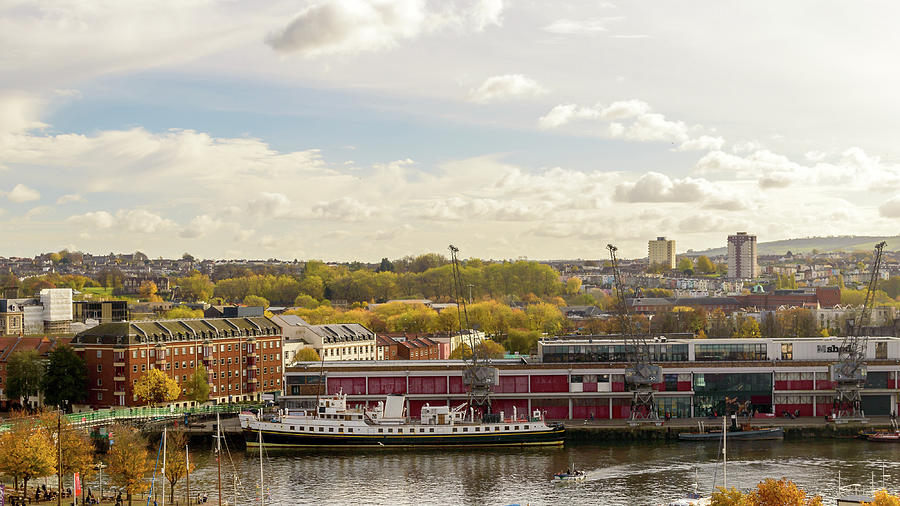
[
  {"x1": 608, "y1": 244, "x2": 662, "y2": 424},
  {"x1": 830, "y1": 241, "x2": 886, "y2": 422},
  {"x1": 449, "y1": 245, "x2": 498, "y2": 414}
]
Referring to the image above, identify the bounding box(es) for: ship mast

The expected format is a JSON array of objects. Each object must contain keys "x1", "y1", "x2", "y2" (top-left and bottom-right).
[
  {"x1": 449, "y1": 245, "x2": 498, "y2": 414},
  {"x1": 830, "y1": 241, "x2": 886, "y2": 422}
]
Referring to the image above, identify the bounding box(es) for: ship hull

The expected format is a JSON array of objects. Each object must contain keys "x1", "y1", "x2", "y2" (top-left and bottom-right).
[{"x1": 244, "y1": 426, "x2": 566, "y2": 448}]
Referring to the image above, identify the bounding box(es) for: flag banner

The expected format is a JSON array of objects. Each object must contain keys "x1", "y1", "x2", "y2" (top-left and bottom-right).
[{"x1": 74, "y1": 472, "x2": 82, "y2": 496}]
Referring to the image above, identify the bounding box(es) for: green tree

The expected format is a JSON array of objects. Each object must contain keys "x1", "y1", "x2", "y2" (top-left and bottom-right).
[
  {"x1": 183, "y1": 365, "x2": 210, "y2": 403},
  {"x1": 294, "y1": 293, "x2": 319, "y2": 308},
  {"x1": 677, "y1": 257, "x2": 694, "y2": 272},
  {"x1": 107, "y1": 424, "x2": 154, "y2": 506},
  {"x1": 134, "y1": 369, "x2": 181, "y2": 406},
  {"x1": 293, "y1": 347, "x2": 321, "y2": 363},
  {"x1": 41, "y1": 345, "x2": 87, "y2": 408},
  {"x1": 243, "y1": 294, "x2": 270, "y2": 308},
  {"x1": 377, "y1": 257, "x2": 395, "y2": 272},
  {"x1": 695, "y1": 255, "x2": 717, "y2": 274},
  {"x1": 502, "y1": 329, "x2": 541, "y2": 354},
  {"x1": 162, "y1": 307, "x2": 204, "y2": 319},
  {"x1": 7, "y1": 350, "x2": 45, "y2": 405}
]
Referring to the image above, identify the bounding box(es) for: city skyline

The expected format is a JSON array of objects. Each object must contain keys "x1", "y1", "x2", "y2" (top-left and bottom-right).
[{"x1": 2, "y1": 1, "x2": 900, "y2": 262}]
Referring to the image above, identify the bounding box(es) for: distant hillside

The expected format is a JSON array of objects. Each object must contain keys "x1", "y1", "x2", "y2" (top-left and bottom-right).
[{"x1": 685, "y1": 235, "x2": 900, "y2": 257}]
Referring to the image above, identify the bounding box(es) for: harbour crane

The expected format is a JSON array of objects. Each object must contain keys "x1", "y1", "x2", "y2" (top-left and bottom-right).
[
  {"x1": 608, "y1": 244, "x2": 662, "y2": 424},
  {"x1": 830, "y1": 241, "x2": 886, "y2": 422},
  {"x1": 449, "y1": 245, "x2": 498, "y2": 415}
]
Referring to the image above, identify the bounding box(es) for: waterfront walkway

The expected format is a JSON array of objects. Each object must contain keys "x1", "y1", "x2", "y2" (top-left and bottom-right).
[{"x1": 0, "y1": 403, "x2": 260, "y2": 432}]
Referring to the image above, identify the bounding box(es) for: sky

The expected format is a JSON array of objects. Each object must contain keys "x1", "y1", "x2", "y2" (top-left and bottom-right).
[{"x1": 1, "y1": 0, "x2": 899, "y2": 262}]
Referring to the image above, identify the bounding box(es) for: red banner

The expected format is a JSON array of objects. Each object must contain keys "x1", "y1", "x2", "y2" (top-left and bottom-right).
[{"x1": 74, "y1": 473, "x2": 82, "y2": 496}]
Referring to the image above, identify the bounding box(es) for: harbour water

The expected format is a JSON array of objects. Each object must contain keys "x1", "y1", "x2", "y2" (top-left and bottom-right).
[{"x1": 157, "y1": 439, "x2": 900, "y2": 505}]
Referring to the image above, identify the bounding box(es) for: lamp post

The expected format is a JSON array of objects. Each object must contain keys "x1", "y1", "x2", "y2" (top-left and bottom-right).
[{"x1": 94, "y1": 462, "x2": 107, "y2": 502}]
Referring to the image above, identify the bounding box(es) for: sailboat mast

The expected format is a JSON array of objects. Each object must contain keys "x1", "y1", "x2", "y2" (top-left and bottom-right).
[
  {"x1": 259, "y1": 426, "x2": 265, "y2": 506},
  {"x1": 723, "y1": 415, "x2": 727, "y2": 490},
  {"x1": 161, "y1": 427, "x2": 167, "y2": 506},
  {"x1": 217, "y1": 412, "x2": 222, "y2": 506}
]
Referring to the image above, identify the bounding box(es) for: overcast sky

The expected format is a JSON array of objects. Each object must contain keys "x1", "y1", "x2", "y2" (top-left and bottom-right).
[{"x1": 1, "y1": 0, "x2": 899, "y2": 262}]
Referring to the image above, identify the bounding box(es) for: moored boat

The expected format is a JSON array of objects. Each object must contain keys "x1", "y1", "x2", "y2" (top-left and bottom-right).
[
  {"x1": 239, "y1": 391, "x2": 565, "y2": 448},
  {"x1": 867, "y1": 431, "x2": 900, "y2": 442},
  {"x1": 678, "y1": 427, "x2": 783, "y2": 441}
]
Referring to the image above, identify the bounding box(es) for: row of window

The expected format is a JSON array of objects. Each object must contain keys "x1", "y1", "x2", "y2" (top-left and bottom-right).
[{"x1": 326, "y1": 345, "x2": 374, "y2": 356}]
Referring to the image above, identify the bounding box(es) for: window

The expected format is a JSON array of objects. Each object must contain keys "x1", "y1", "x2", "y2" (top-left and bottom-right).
[
  {"x1": 781, "y1": 343, "x2": 793, "y2": 361},
  {"x1": 228, "y1": 357, "x2": 232, "y2": 365},
  {"x1": 338, "y1": 428, "x2": 344, "y2": 433},
  {"x1": 228, "y1": 344, "x2": 232, "y2": 352},
  {"x1": 388, "y1": 428, "x2": 393, "y2": 433},
  {"x1": 96, "y1": 350, "x2": 102, "y2": 358},
  {"x1": 97, "y1": 364, "x2": 102, "y2": 372},
  {"x1": 132, "y1": 350, "x2": 137, "y2": 359},
  {"x1": 876, "y1": 342, "x2": 888, "y2": 360},
  {"x1": 97, "y1": 392, "x2": 102, "y2": 400},
  {"x1": 514, "y1": 426, "x2": 519, "y2": 430},
  {"x1": 97, "y1": 378, "x2": 102, "y2": 386},
  {"x1": 141, "y1": 364, "x2": 146, "y2": 372},
  {"x1": 452, "y1": 428, "x2": 458, "y2": 433},
  {"x1": 220, "y1": 345, "x2": 225, "y2": 352},
  {"x1": 141, "y1": 350, "x2": 146, "y2": 358},
  {"x1": 378, "y1": 428, "x2": 383, "y2": 433},
  {"x1": 174, "y1": 348, "x2": 179, "y2": 356},
  {"x1": 318, "y1": 427, "x2": 324, "y2": 432},
  {"x1": 398, "y1": 428, "x2": 403, "y2": 433},
  {"x1": 475, "y1": 427, "x2": 479, "y2": 432},
  {"x1": 175, "y1": 362, "x2": 179, "y2": 370},
  {"x1": 133, "y1": 365, "x2": 138, "y2": 373},
  {"x1": 182, "y1": 375, "x2": 186, "y2": 382},
  {"x1": 429, "y1": 428, "x2": 435, "y2": 433},
  {"x1": 190, "y1": 346, "x2": 195, "y2": 354}
]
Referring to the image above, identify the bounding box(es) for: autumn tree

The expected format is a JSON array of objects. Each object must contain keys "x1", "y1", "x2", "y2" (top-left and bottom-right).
[
  {"x1": 173, "y1": 272, "x2": 214, "y2": 302},
  {"x1": 293, "y1": 347, "x2": 321, "y2": 363},
  {"x1": 42, "y1": 345, "x2": 88, "y2": 409},
  {"x1": 37, "y1": 411, "x2": 95, "y2": 481},
  {"x1": 695, "y1": 255, "x2": 717, "y2": 274},
  {"x1": 525, "y1": 302, "x2": 566, "y2": 334},
  {"x1": 243, "y1": 294, "x2": 270, "y2": 308},
  {"x1": 0, "y1": 415, "x2": 57, "y2": 495},
  {"x1": 449, "y1": 343, "x2": 473, "y2": 360},
  {"x1": 475, "y1": 339, "x2": 506, "y2": 359},
  {"x1": 711, "y1": 478, "x2": 823, "y2": 506},
  {"x1": 864, "y1": 490, "x2": 900, "y2": 506},
  {"x1": 677, "y1": 257, "x2": 694, "y2": 272},
  {"x1": 565, "y1": 277, "x2": 582, "y2": 295},
  {"x1": 183, "y1": 365, "x2": 210, "y2": 403},
  {"x1": 139, "y1": 280, "x2": 162, "y2": 302},
  {"x1": 7, "y1": 350, "x2": 45, "y2": 406},
  {"x1": 164, "y1": 431, "x2": 194, "y2": 505},
  {"x1": 107, "y1": 424, "x2": 154, "y2": 506},
  {"x1": 134, "y1": 368, "x2": 181, "y2": 406}
]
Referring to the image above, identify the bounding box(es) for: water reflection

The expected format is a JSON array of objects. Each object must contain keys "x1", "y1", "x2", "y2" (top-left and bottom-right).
[{"x1": 175, "y1": 440, "x2": 900, "y2": 505}]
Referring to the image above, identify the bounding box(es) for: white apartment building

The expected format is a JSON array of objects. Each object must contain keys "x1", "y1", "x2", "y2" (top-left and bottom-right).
[{"x1": 648, "y1": 237, "x2": 676, "y2": 269}]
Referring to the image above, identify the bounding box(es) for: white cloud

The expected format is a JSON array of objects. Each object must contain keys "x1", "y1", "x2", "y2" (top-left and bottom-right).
[
  {"x1": 25, "y1": 206, "x2": 52, "y2": 218},
  {"x1": 179, "y1": 214, "x2": 223, "y2": 238},
  {"x1": 118, "y1": 209, "x2": 175, "y2": 233},
  {"x1": 613, "y1": 172, "x2": 708, "y2": 203},
  {"x1": 67, "y1": 211, "x2": 114, "y2": 229},
  {"x1": 56, "y1": 193, "x2": 85, "y2": 205},
  {"x1": 542, "y1": 17, "x2": 621, "y2": 35},
  {"x1": 265, "y1": 0, "x2": 502, "y2": 57},
  {"x1": 677, "y1": 135, "x2": 724, "y2": 152},
  {"x1": 311, "y1": 197, "x2": 378, "y2": 221},
  {"x1": 234, "y1": 229, "x2": 255, "y2": 242},
  {"x1": 6, "y1": 184, "x2": 41, "y2": 203},
  {"x1": 879, "y1": 197, "x2": 900, "y2": 218},
  {"x1": 247, "y1": 192, "x2": 294, "y2": 218},
  {"x1": 467, "y1": 74, "x2": 546, "y2": 104},
  {"x1": 0, "y1": 92, "x2": 47, "y2": 134},
  {"x1": 66, "y1": 209, "x2": 174, "y2": 233}
]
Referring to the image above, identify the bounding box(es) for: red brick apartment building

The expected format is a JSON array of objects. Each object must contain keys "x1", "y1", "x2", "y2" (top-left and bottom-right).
[
  {"x1": 72, "y1": 317, "x2": 283, "y2": 408},
  {"x1": 0, "y1": 336, "x2": 71, "y2": 409},
  {"x1": 377, "y1": 334, "x2": 441, "y2": 360}
]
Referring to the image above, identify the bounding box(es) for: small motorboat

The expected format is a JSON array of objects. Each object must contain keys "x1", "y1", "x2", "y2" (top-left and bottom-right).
[
  {"x1": 552, "y1": 468, "x2": 586, "y2": 483},
  {"x1": 867, "y1": 431, "x2": 900, "y2": 442}
]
